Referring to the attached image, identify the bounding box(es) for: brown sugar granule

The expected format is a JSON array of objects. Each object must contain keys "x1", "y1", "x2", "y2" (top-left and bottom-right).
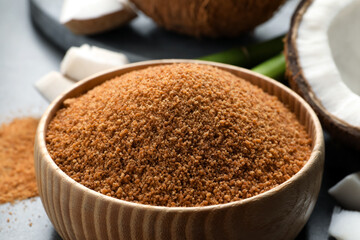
[
  {"x1": 0, "y1": 117, "x2": 39, "y2": 204},
  {"x1": 46, "y1": 63, "x2": 312, "y2": 207}
]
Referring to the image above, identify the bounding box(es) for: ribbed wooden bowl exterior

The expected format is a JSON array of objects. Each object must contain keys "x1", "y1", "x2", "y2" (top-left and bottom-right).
[{"x1": 34, "y1": 60, "x2": 324, "y2": 240}]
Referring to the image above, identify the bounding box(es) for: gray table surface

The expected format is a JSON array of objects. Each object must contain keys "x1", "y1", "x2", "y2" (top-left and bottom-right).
[
  {"x1": 0, "y1": 1, "x2": 62, "y2": 239},
  {"x1": 1, "y1": 0, "x2": 359, "y2": 240}
]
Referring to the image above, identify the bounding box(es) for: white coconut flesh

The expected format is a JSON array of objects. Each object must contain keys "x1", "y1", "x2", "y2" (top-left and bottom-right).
[
  {"x1": 296, "y1": 0, "x2": 360, "y2": 127},
  {"x1": 329, "y1": 207, "x2": 360, "y2": 240},
  {"x1": 35, "y1": 45, "x2": 129, "y2": 102},
  {"x1": 35, "y1": 72, "x2": 74, "y2": 102},
  {"x1": 60, "y1": 44, "x2": 129, "y2": 81},
  {"x1": 329, "y1": 172, "x2": 360, "y2": 211}
]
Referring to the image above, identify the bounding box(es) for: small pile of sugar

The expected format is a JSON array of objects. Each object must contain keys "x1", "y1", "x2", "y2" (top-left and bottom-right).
[{"x1": 0, "y1": 117, "x2": 39, "y2": 204}]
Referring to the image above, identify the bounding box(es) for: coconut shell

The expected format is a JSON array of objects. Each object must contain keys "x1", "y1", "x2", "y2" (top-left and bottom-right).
[
  {"x1": 64, "y1": 6, "x2": 137, "y2": 35},
  {"x1": 130, "y1": 0, "x2": 285, "y2": 38},
  {"x1": 285, "y1": 0, "x2": 360, "y2": 150}
]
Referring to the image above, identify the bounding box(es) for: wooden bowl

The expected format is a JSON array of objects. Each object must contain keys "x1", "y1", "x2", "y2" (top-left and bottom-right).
[{"x1": 34, "y1": 60, "x2": 324, "y2": 240}]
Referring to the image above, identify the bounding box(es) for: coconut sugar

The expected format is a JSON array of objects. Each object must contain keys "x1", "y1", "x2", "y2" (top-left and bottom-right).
[
  {"x1": 46, "y1": 63, "x2": 312, "y2": 207},
  {"x1": 0, "y1": 117, "x2": 39, "y2": 204}
]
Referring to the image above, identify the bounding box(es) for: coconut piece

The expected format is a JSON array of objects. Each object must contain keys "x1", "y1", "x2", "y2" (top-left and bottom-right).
[
  {"x1": 285, "y1": 0, "x2": 360, "y2": 150},
  {"x1": 130, "y1": 0, "x2": 285, "y2": 38},
  {"x1": 60, "y1": 44, "x2": 129, "y2": 82},
  {"x1": 329, "y1": 207, "x2": 360, "y2": 240},
  {"x1": 35, "y1": 72, "x2": 75, "y2": 102},
  {"x1": 329, "y1": 172, "x2": 360, "y2": 211},
  {"x1": 36, "y1": 45, "x2": 129, "y2": 102},
  {"x1": 60, "y1": 0, "x2": 137, "y2": 35}
]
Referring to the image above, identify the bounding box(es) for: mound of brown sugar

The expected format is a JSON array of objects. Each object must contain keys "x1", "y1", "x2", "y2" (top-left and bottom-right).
[
  {"x1": 0, "y1": 117, "x2": 39, "y2": 204},
  {"x1": 46, "y1": 63, "x2": 312, "y2": 207}
]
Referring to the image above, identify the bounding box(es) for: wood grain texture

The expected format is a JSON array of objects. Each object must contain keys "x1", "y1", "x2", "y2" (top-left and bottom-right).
[{"x1": 34, "y1": 60, "x2": 325, "y2": 240}]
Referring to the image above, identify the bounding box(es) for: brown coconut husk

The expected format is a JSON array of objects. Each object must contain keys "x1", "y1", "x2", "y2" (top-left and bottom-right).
[{"x1": 130, "y1": 0, "x2": 286, "y2": 38}]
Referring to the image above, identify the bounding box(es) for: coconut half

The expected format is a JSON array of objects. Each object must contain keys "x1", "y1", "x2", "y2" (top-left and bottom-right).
[
  {"x1": 285, "y1": 0, "x2": 360, "y2": 150},
  {"x1": 60, "y1": 0, "x2": 137, "y2": 35},
  {"x1": 130, "y1": 0, "x2": 285, "y2": 37}
]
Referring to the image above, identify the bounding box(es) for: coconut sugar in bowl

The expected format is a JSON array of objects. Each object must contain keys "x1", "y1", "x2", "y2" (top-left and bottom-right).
[{"x1": 34, "y1": 60, "x2": 324, "y2": 240}]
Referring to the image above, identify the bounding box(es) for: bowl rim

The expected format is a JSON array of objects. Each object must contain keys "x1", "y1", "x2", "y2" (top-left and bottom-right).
[{"x1": 36, "y1": 59, "x2": 324, "y2": 212}]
